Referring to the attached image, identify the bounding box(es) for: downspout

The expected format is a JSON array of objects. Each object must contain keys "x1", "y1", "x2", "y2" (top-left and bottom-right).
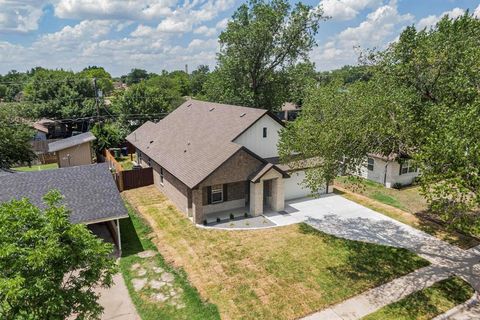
[{"x1": 383, "y1": 161, "x2": 389, "y2": 186}]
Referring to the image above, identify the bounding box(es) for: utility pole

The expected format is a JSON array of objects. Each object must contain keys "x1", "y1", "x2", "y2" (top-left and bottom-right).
[
  {"x1": 185, "y1": 64, "x2": 188, "y2": 74},
  {"x1": 93, "y1": 77, "x2": 100, "y2": 119}
]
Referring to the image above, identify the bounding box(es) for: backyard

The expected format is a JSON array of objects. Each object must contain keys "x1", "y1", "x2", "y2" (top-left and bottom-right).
[
  {"x1": 335, "y1": 177, "x2": 479, "y2": 249},
  {"x1": 122, "y1": 186, "x2": 429, "y2": 320},
  {"x1": 13, "y1": 163, "x2": 58, "y2": 172}
]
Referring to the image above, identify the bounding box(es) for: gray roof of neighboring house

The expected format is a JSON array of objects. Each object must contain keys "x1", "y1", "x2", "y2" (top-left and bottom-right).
[
  {"x1": 48, "y1": 132, "x2": 96, "y2": 152},
  {"x1": 0, "y1": 163, "x2": 128, "y2": 224},
  {"x1": 127, "y1": 99, "x2": 283, "y2": 188}
]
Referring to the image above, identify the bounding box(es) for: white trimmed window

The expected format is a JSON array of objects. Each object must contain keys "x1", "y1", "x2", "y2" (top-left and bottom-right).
[
  {"x1": 400, "y1": 160, "x2": 417, "y2": 175},
  {"x1": 367, "y1": 157, "x2": 374, "y2": 171},
  {"x1": 211, "y1": 185, "x2": 223, "y2": 203}
]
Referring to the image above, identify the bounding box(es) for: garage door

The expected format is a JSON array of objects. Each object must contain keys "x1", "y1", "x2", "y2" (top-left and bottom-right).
[{"x1": 284, "y1": 171, "x2": 326, "y2": 200}]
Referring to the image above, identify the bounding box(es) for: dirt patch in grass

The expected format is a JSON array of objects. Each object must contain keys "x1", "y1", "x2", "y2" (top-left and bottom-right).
[
  {"x1": 335, "y1": 178, "x2": 480, "y2": 249},
  {"x1": 123, "y1": 186, "x2": 429, "y2": 320},
  {"x1": 362, "y1": 277, "x2": 474, "y2": 320}
]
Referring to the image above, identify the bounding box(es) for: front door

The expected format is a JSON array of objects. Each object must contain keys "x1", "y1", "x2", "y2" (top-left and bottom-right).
[{"x1": 263, "y1": 180, "x2": 272, "y2": 209}]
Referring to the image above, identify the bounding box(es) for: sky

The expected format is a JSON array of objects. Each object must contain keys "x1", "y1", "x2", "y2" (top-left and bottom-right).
[{"x1": 0, "y1": 0, "x2": 479, "y2": 77}]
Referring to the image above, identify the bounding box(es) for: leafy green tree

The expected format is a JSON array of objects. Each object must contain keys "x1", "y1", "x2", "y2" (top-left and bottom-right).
[
  {"x1": 0, "y1": 191, "x2": 116, "y2": 319},
  {"x1": 0, "y1": 108, "x2": 36, "y2": 169},
  {"x1": 125, "y1": 68, "x2": 149, "y2": 85},
  {"x1": 80, "y1": 66, "x2": 114, "y2": 95},
  {"x1": 190, "y1": 65, "x2": 210, "y2": 97},
  {"x1": 91, "y1": 121, "x2": 128, "y2": 153},
  {"x1": 0, "y1": 70, "x2": 30, "y2": 102},
  {"x1": 205, "y1": 0, "x2": 324, "y2": 110},
  {"x1": 279, "y1": 13, "x2": 480, "y2": 235},
  {"x1": 23, "y1": 68, "x2": 97, "y2": 119}
]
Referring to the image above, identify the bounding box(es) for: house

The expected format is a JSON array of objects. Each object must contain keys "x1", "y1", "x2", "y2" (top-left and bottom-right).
[
  {"x1": 127, "y1": 99, "x2": 331, "y2": 225},
  {"x1": 276, "y1": 102, "x2": 301, "y2": 121},
  {"x1": 31, "y1": 121, "x2": 49, "y2": 141},
  {"x1": 0, "y1": 163, "x2": 128, "y2": 253},
  {"x1": 48, "y1": 132, "x2": 96, "y2": 168},
  {"x1": 359, "y1": 153, "x2": 420, "y2": 188}
]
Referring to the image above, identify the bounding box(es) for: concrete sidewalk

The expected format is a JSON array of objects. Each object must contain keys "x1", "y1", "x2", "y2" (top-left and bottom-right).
[
  {"x1": 97, "y1": 273, "x2": 140, "y2": 320},
  {"x1": 303, "y1": 265, "x2": 451, "y2": 320}
]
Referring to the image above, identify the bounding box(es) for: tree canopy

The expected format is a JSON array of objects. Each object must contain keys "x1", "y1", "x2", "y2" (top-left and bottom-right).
[
  {"x1": 0, "y1": 191, "x2": 116, "y2": 319},
  {"x1": 205, "y1": 0, "x2": 324, "y2": 110},
  {"x1": 0, "y1": 106, "x2": 36, "y2": 169},
  {"x1": 279, "y1": 13, "x2": 480, "y2": 235}
]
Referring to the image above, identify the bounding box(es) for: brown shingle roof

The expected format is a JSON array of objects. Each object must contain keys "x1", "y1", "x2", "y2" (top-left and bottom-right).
[{"x1": 126, "y1": 100, "x2": 271, "y2": 188}]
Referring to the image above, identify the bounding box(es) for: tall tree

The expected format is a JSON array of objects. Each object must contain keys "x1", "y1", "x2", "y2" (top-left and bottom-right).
[
  {"x1": 0, "y1": 191, "x2": 116, "y2": 319},
  {"x1": 0, "y1": 107, "x2": 36, "y2": 169},
  {"x1": 79, "y1": 66, "x2": 114, "y2": 95},
  {"x1": 125, "y1": 68, "x2": 149, "y2": 85},
  {"x1": 279, "y1": 13, "x2": 480, "y2": 235},
  {"x1": 190, "y1": 65, "x2": 210, "y2": 97},
  {"x1": 205, "y1": 0, "x2": 324, "y2": 110}
]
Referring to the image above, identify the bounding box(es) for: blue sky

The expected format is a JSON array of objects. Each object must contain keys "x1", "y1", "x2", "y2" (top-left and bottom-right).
[{"x1": 0, "y1": 0, "x2": 479, "y2": 76}]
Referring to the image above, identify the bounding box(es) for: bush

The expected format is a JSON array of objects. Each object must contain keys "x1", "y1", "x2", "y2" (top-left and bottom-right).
[
  {"x1": 230, "y1": 213, "x2": 234, "y2": 220},
  {"x1": 203, "y1": 219, "x2": 207, "y2": 226},
  {"x1": 216, "y1": 217, "x2": 221, "y2": 223},
  {"x1": 244, "y1": 212, "x2": 248, "y2": 218},
  {"x1": 392, "y1": 182, "x2": 403, "y2": 189}
]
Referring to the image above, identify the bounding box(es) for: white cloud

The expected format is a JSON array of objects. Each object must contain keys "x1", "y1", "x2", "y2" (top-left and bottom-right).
[
  {"x1": 475, "y1": 4, "x2": 480, "y2": 18},
  {"x1": 0, "y1": 0, "x2": 48, "y2": 32},
  {"x1": 194, "y1": 25, "x2": 217, "y2": 37},
  {"x1": 416, "y1": 7, "x2": 465, "y2": 30},
  {"x1": 312, "y1": 0, "x2": 413, "y2": 70},
  {"x1": 318, "y1": 0, "x2": 383, "y2": 21},
  {"x1": 54, "y1": 0, "x2": 174, "y2": 20}
]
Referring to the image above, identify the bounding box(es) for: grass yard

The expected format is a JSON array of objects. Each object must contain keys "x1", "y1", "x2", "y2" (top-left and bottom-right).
[
  {"x1": 13, "y1": 163, "x2": 58, "y2": 172},
  {"x1": 335, "y1": 177, "x2": 479, "y2": 249},
  {"x1": 362, "y1": 277, "x2": 474, "y2": 320},
  {"x1": 123, "y1": 186, "x2": 429, "y2": 320},
  {"x1": 119, "y1": 202, "x2": 220, "y2": 320},
  {"x1": 117, "y1": 154, "x2": 137, "y2": 170}
]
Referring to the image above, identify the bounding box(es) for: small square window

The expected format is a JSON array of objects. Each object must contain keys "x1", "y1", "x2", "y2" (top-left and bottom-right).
[
  {"x1": 263, "y1": 127, "x2": 267, "y2": 138},
  {"x1": 211, "y1": 185, "x2": 223, "y2": 203},
  {"x1": 367, "y1": 157, "x2": 374, "y2": 171}
]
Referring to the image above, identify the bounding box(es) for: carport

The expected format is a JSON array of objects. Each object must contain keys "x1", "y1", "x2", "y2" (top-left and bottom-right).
[{"x1": 0, "y1": 163, "x2": 129, "y2": 254}]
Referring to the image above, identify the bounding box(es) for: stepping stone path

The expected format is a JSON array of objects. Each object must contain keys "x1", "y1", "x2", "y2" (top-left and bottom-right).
[{"x1": 130, "y1": 250, "x2": 185, "y2": 309}]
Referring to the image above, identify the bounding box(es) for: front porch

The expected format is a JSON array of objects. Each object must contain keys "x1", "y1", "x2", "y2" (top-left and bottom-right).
[{"x1": 202, "y1": 206, "x2": 276, "y2": 228}]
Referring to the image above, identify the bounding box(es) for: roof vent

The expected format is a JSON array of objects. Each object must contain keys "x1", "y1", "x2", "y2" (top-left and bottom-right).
[
  {"x1": 187, "y1": 141, "x2": 191, "y2": 145},
  {"x1": 149, "y1": 140, "x2": 154, "y2": 144},
  {"x1": 186, "y1": 103, "x2": 192, "y2": 108},
  {"x1": 240, "y1": 113, "x2": 246, "y2": 117},
  {"x1": 184, "y1": 149, "x2": 187, "y2": 153},
  {"x1": 209, "y1": 107, "x2": 215, "y2": 112}
]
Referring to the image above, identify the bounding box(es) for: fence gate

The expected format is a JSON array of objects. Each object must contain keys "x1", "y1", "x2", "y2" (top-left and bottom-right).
[{"x1": 120, "y1": 167, "x2": 154, "y2": 191}]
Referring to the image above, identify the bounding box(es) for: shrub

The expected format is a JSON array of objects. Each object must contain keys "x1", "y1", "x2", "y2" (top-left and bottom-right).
[
  {"x1": 230, "y1": 213, "x2": 234, "y2": 220},
  {"x1": 244, "y1": 212, "x2": 248, "y2": 218},
  {"x1": 203, "y1": 219, "x2": 207, "y2": 226},
  {"x1": 392, "y1": 182, "x2": 403, "y2": 189},
  {"x1": 216, "y1": 217, "x2": 221, "y2": 223}
]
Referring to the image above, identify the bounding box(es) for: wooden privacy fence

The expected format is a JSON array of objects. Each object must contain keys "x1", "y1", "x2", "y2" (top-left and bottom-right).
[{"x1": 103, "y1": 149, "x2": 153, "y2": 191}]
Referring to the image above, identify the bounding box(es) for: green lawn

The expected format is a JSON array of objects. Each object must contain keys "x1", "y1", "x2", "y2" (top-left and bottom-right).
[
  {"x1": 119, "y1": 202, "x2": 220, "y2": 320},
  {"x1": 123, "y1": 186, "x2": 430, "y2": 320},
  {"x1": 116, "y1": 154, "x2": 137, "y2": 170},
  {"x1": 335, "y1": 176, "x2": 479, "y2": 249},
  {"x1": 363, "y1": 277, "x2": 474, "y2": 320},
  {"x1": 13, "y1": 163, "x2": 58, "y2": 172}
]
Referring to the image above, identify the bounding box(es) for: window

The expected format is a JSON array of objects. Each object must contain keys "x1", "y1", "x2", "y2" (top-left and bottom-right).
[
  {"x1": 160, "y1": 167, "x2": 164, "y2": 185},
  {"x1": 367, "y1": 157, "x2": 374, "y2": 171},
  {"x1": 263, "y1": 127, "x2": 267, "y2": 138},
  {"x1": 400, "y1": 160, "x2": 417, "y2": 175},
  {"x1": 211, "y1": 185, "x2": 223, "y2": 203}
]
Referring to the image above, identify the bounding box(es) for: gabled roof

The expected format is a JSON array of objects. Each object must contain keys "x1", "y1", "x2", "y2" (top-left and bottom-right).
[
  {"x1": 48, "y1": 132, "x2": 96, "y2": 152},
  {"x1": 126, "y1": 99, "x2": 282, "y2": 188},
  {"x1": 0, "y1": 163, "x2": 128, "y2": 224},
  {"x1": 249, "y1": 163, "x2": 289, "y2": 183}
]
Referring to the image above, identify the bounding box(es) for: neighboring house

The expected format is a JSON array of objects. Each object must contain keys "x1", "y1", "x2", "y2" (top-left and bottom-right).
[
  {"x1": 126, "y1": 99, "x2": 331, "y2": 225},
  {"x1": 276, "y1": 102, "x2": 301, "y2": 121},
  {"x1": 32, "y1": 121, "x2": 49, "y2": 141},
  {"x1": 48, "y1": 132, "x2": 96, "y2": 168},
  {"x1": 0, "y1": 163, "x2": 128, "y2": 253},
  {"x1": 359, "y1": 153, "x2": 420, "y2": 188}
]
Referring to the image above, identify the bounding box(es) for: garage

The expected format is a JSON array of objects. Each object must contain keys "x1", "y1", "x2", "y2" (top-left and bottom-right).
[{"x1": 284, "y1": 170, "x2": 326, "y2": 200}]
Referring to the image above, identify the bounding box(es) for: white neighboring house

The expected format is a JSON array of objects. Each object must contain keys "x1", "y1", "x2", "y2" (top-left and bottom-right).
[{"x1": 359, "y1": 154, "x2": 420, "y2": 188}]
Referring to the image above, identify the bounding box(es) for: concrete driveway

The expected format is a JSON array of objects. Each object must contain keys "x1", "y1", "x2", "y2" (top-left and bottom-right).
[{"x1": 264, "y1": 194, "x2": 479, "y2": 267}]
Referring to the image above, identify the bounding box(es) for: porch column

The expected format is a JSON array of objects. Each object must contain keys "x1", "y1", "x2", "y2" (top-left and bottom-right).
[
  {"x1": 192, "y1": 188, "x2": 204, "y2": 224},
  {"x1": 249, "y1": 181, "x2": 263, "y2": 216},
  {"x1": 271, "y1": 178, "x2": 285, "y2": 211}
]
